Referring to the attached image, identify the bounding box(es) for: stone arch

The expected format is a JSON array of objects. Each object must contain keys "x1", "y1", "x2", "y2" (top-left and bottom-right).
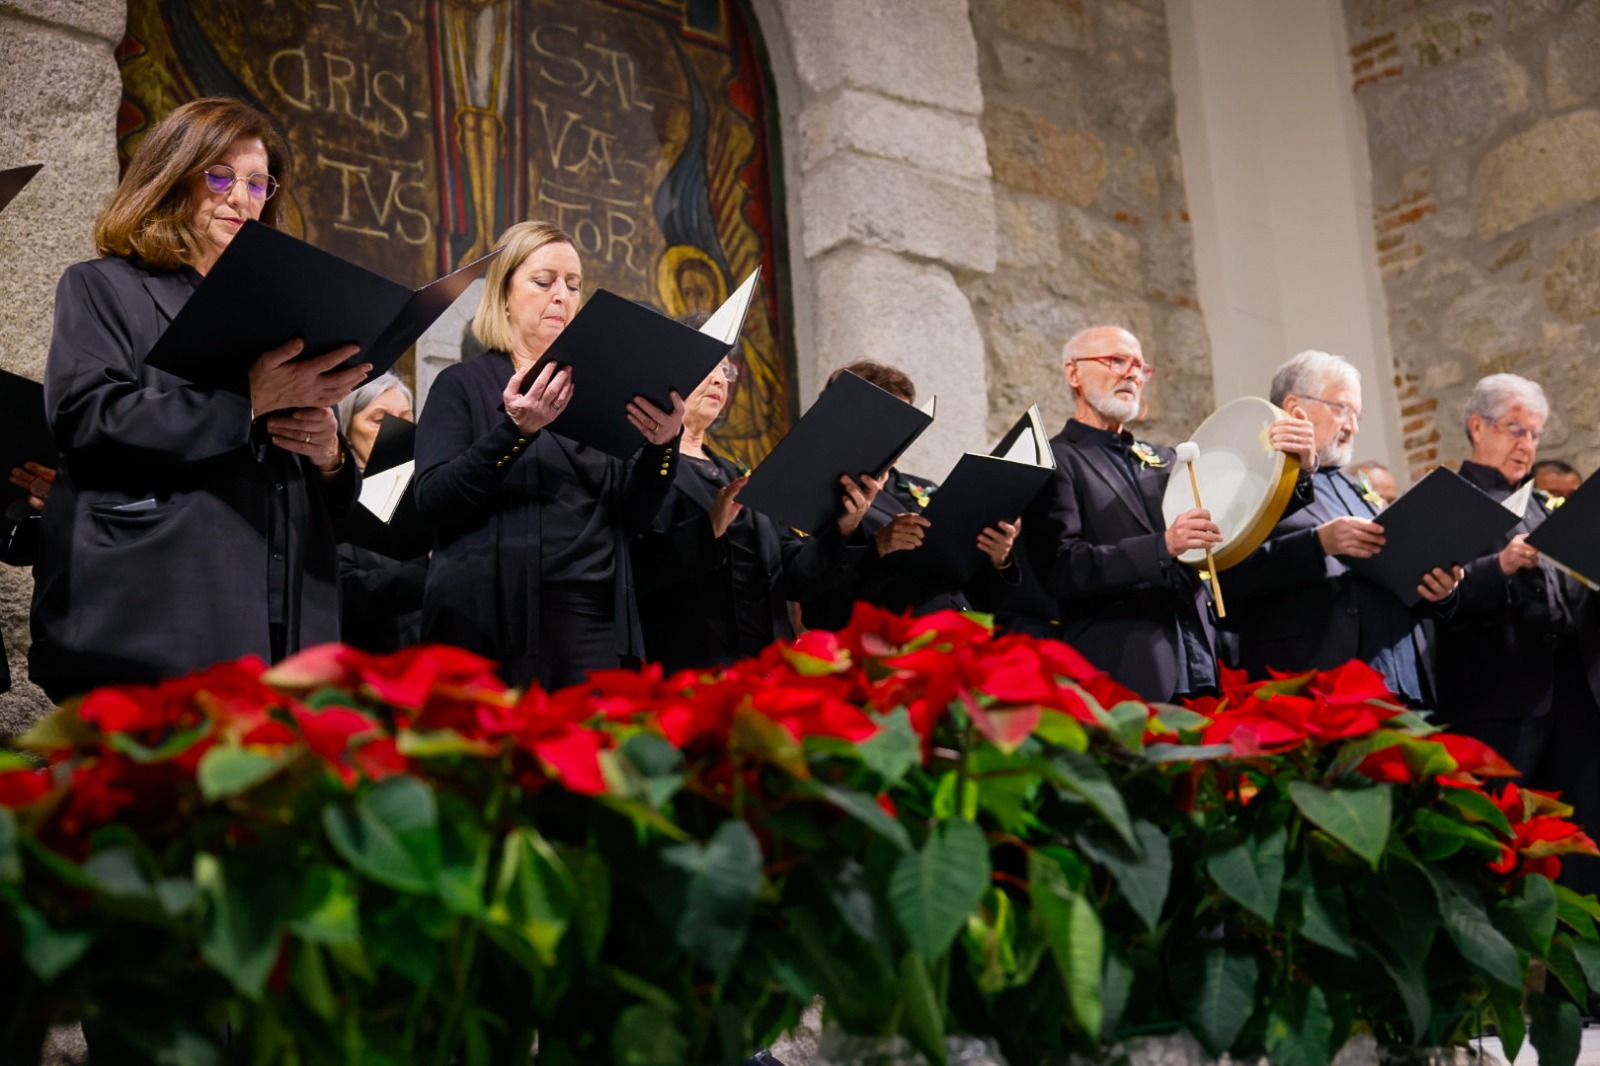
[{"x1": 747, "y1": 0, "x2": 999, "y2": 476}]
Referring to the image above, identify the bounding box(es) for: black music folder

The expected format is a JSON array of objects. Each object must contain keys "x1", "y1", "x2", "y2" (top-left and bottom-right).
[
  {"x1": 342, "y1": 417, "x2": 432, "y2": 560},
  {"x1": 146, "y1": 220, "x2": 498, "y2": 392},
  {"x1": 1527, "y1": 474, "x2": 1600, "y2": 590},
  {"x1": 738, "y1": 370, "x2": 936, "y2": 535},
  {"x1": 891, "y1": 406, "x2": 1056, "y2": 584},
  {"x1": 1344, "y1": 467, "x2": 1518, "y2": 606},
  {"x1": 0, "y1": 369, "x2": 56, "y2": 507},
  {"x1": 527, "y1": 268, "x2": 761, "y2": 459},
  {"x1": 0, "y1": 164, "x2": 42, "y2": 215}
]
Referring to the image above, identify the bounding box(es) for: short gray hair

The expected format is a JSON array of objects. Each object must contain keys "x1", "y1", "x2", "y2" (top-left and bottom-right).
[
  {"x1": 1463, "y1": 373, "x2": 1548, "y2": 443},
  {"x1": 336, "y1": 372, "x2": 414, "y2": 437},
  {"x1": 1270, "y1": 350, "x2": 1361, "y2": 407}
]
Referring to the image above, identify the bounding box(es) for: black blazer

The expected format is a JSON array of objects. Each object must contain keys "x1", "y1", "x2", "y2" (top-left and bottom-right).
[
  {"x1": 1429, "y1": 463, "x2": 1600, "y2": 726},
  {"x1": 631, "y1": 448, "x2": 868, "y2": 672},
  {"x1": 1021, "y1": 419, "x2": 1215, "y2": 702},
  {"x1": 1222, "y1": 469, "x2": 1443, "y2": 704},
  {"x1": 413, "y1": 352, "x2": 677, "y2": 666},
  {"x1": 338, "y1": 543, "x2": 427, "y2": 654},
  {"x1": 29, "y1": 256, "x2": 357, "y2": 700}
]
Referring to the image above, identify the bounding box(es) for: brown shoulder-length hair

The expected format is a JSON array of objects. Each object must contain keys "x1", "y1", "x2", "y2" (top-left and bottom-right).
[
  {"x1": 471, "y1": 220, "x2": 578, "y2": 353},
  {"x1": 95, "y1": 97, "x2": 291, "y2": 269}
]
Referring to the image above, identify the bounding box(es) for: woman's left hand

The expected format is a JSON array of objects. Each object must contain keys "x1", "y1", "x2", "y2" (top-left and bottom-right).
[
  {"x1": 978, "y1": 518, "x2": 1021, "y2": 569},
  {"x1": 267, "y1": 407, "x2": 343, "y2": 471},
  {"x1": 628, "y1": 391, "x2": 686, "y2": 446},
  {"x1": 8, "y1": 461, "x2": 56, "y2": 511}
]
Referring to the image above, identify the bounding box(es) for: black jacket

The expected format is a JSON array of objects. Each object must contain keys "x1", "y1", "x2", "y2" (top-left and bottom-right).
[
  {"x1": 1222, "y1": 468, "x2": 1446, "y2": 704},
  {"x1": 29, "y1": 256, "x2": 357, "y2": 700},
  {"x1": 632, "y1": 448, "x2": 869, "y2": 671},
  {"x1": 1021, "y1": 419, "x2": 1216, "y2": 702},
  {"x1": 413, "y1": 352, "x2": 677, "y2": 666},
  {"x1": 1429, "y1": 462, "x2": 1600, "y2": 726}
]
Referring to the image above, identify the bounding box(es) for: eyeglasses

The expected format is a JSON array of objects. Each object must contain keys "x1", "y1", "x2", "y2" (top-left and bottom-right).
[
  {"x1": 716, "y1": 360, "x2": 740, "y2": 382},
  {"x1": 201, "y1": 164, "x2": 279, "y2": 201},
  {"x1": 1073, "y1": 354, "x2": 1156, "y2": 381},
  {"x1": 1303, "y1": 395, "x2": 1362, "y2": 425},
  {"x1": 1491, "y1": 418, "x2": 1542, "y2": 444}
]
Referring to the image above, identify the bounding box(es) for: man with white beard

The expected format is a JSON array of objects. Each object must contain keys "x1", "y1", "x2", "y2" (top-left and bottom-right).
[
  {"x1": 1222, "y1": 350, "x2": 1461, "y2": 705},
  {"x1": 1021, "y1": 326, "x2": 1315, "y2": 701}
]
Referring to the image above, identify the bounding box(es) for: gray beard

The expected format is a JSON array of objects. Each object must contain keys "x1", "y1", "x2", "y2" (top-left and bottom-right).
[
  {"x1": 1318, "y1": 439, "x2": 1354, "y2": 469},
  {"x1": 1089, "y1": 391, "x2": 1141, "y2": 425}
]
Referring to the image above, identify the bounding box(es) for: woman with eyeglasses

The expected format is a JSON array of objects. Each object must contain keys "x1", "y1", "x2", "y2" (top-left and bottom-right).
[
  {"x1": 29, "y1": 97, "x2": 370, "y2": 700},
  {"x1": 630, "y1": 340, "x2": 881, "y2": 672}
]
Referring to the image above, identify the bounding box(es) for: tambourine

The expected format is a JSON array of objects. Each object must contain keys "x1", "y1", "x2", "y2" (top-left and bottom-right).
[{"x1": 1161, "y1": 396, "x2": 1301, "y2": 571}]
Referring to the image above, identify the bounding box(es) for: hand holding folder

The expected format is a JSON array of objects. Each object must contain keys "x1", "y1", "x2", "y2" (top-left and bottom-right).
[
  {"x1": 522, "y1": 269, "x2": 761, "y2": 458},
  {"x1": 146, "y1": 221, "x2": 500, "y2": 392}
]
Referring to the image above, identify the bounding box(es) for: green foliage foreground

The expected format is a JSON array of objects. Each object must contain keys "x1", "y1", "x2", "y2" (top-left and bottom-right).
[{"x1": 2, "y1": 605, "x2": 1597, "y2": 1065}]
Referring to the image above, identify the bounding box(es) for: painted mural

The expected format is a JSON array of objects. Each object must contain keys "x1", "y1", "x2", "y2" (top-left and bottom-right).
[{"x1": 117, "y1": 0, "x2": 792, "y2": 468}]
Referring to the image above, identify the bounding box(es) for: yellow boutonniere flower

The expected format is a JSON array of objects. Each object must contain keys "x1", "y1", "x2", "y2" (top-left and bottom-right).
[
  {"x1": 1357, "y1": 474, "x2": 1386, "y2": 509},
  {"x1": 1130, "y1": 442, "x2": 1167, "y2": 469}
]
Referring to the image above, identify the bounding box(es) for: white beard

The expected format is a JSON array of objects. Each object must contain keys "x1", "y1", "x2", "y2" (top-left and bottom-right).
[
  {"x1": 1086, "y1": 387, "x2": 1141, "y2": 425},
  {"x1": 1318, "y1": 438, "x2": 1354, "y2": 469}
]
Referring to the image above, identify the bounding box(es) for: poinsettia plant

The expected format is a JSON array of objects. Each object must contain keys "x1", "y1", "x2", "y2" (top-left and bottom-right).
[{"x1": 0, "y1": 607, "x2": 1596, "y2": 1066}]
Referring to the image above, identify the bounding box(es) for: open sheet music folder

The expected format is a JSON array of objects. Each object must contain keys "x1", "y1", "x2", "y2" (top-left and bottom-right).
[
  {"x1": 525, "y1": 268, "x2": 761, "y2": 459},
  {"x1": 146, "y1": 221, "x2": 499, "y2": 392},
  {"x1": 737, "y1": 371, "x2": 935, "y2": 535},
  {"x1": 0, "y1": 369, "x2": 56, "y2": 509},
  {"x1": 344, "y1": 417, "x2": 432, "y2": 560},
  {"x1": 0, "y1": 164, "x2": 42, "y2": 216},
  {"x1": 892, "y1": 406, "x2": 1056, "y2": 584},
  {"x1": 1527, "y1": 475, "x2": 1600, "y2": 590},
  {"x1": 1344, "y1": 466, "x2": 1518, "y2": 606}
]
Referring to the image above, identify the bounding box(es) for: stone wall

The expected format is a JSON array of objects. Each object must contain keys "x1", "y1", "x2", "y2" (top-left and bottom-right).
[
  {"x1": 965, "y1": 0, "x2": 1213, "y2": 445},
  {"x1": 1343, "y1": 0, "x2": 1600, "y2": 478},
  {"x1": 0, "y1": 0, "x2": 124, "y2": 731}
]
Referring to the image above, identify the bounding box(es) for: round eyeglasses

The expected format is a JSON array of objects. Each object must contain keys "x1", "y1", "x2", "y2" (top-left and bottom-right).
[
  {"x1": 201, "y1": 164, "x2": 279, "y2": 201},
  {"x1": 716, "y1": 359, "x2": 740, "y2": 382}
]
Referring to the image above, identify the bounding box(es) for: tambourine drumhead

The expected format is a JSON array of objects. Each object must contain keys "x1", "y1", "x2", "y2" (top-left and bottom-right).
[{"x1": 1161, "y1": 396, "x2": 1301, "y2": 571}]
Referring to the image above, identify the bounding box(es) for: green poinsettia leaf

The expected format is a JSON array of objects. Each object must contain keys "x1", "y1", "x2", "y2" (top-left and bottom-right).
[
  {"x1": 1436, "y1": 785, "x2": 1513, "y2": 836},
  {"x1": 1076, "y1": 819, "x2": 1171, "y2": 933},
  {"x1": 859, "y1": 707, "x2": 922, "y2": 787},
  {"x1": 322, "y1": 775, "x2": 441, "y2": 894},
  {"x1": 1287, "y1": 781, "x2": 1391, "y2": 867},
  {"x1": 0, "y1": 810, "x2": 17, "y2": 884},
  {"x1": 1172, "y1": 946, "x2": 1258, "y2": 1056},
  {"x1": 489, "y1": 827, "x2": 577, "y2": 969},
  {"x1": 890, "y1": 819, "x2": 989, "y2": 962},
  {"x1": 1497, "y1": 874, "x2": 1558, "y2": 957},
  {"x1": 1029, "y1": 849, "x2": 1103, "y2": 1037},
  {"x1": 1034, "y1": 709, "x2": 1089, "y2": 752},
  {"x1": 1297, "y1": 876, "x2": 1357, "y2": 959},
  {"x1": 1547, "y1": 935, "x2": 1590, "y2": 1003},
  {"x1": 290, "y1": 942, "x2": 338, "y2": 1022},
  {"x1": 1050, "y1": 749, "x2": 1135, "y2": 846},
  {"x1": 898, "y1": 951, "x2": 947, "y2": 1066},
  {"x1": 15, "y1": 904, "x2": 94, "y2": 981},
  {"x1": 195, "y1": 850, "x2": 286, "y2": 999},
  {"x1": 1529, "y1": 995, "x2": 1583, "y2": 1066},
  {"x1": 804, "y1": 780, "x2": 912, "y2": 854},
  {"x1": 1488, "y1": 980, "x2": 1527, "y2": 1061},
  {"x1": 1410, "y1": 807, "x2": 1503, "y2": 862},
  {"x1": 83, "y1": 845, "x2": 153, "y2": 900},
  {"x1": 611, "y1": 1004, "x2": 690, "y2": 1066},
  {"x1": 557, "y1": 845, "x2": 611, "y2": 967},
  {"x1": 1362, "y1": 945, "x2": 1430, "y2": 1042},
  {"x1": 1143, "y1": 742, "x2": 1235, "y2": 763},
  {"x1": 1569, "y1": 935, "x2": 1600, "y2": 993},
  {"x1": 1206, "y1": 825, "x2": 1286, "y2": 923},
  {"x1": 108, "y1": 724, "x2": 212, "y2": 765},
  {"x1": 197, "y1": 745, "x2": 289, "y2": 801},
  {"x1": 435, "y1": 791, "x2": 489, "y2": 918},
  {"x1": 1439, "y1": 887, "x2": 1523, "y2": 990},
  {"x1": 663, "y1": 820, "x2": 762, "y2": 983},
  {"x1": 1266, "y1": 983, "x2": 1335, "y2": 1066},
  {"x1": 289, "y1": 866, "x2": 360, "y2": 945}
]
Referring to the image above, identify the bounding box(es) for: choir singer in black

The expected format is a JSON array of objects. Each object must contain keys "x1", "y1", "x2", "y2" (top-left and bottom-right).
[
  {"x1": 631, "y1": 343, "x2": 879, "y2": 673},
  {"x1": 29, "y1": 97, "x2": 369, "y2": 700},
  {"x1": 414, "y1": 221, "x2": 685, "y2": 689}
]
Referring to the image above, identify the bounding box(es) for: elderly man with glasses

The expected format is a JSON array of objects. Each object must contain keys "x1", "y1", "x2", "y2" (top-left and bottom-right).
[
  {"x1": 1020, "y1": 326, "x2": 1314, "y2": 701},
  {"x1": 1429, "y1": 375, "x2": 1600, "y2": 895},
  {"x1": 1221, "y1": 350, "x2": 1460, "y2": 706}
]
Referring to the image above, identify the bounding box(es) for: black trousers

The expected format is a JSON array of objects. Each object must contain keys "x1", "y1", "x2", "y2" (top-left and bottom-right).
[{"x1": 502, "y1": 601, "x2": 622, "y2": 692}]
